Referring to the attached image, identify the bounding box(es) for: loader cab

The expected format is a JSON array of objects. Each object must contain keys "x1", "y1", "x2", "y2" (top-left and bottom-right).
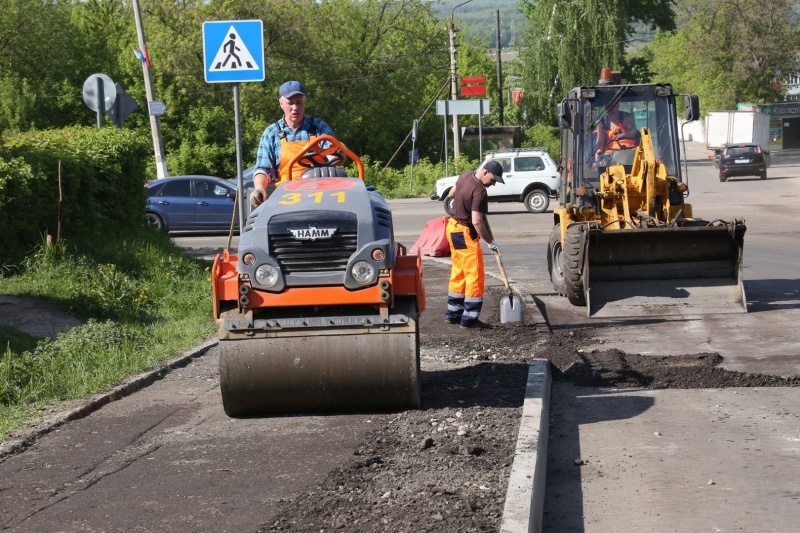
[{"x1": 559, "y1": 82, "x2": 685, "y2": 208}]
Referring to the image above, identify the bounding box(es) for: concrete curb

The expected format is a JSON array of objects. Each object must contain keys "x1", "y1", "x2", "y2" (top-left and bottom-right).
[
  {"x1": 0, "y1": 338, "x2": 218, "y2": 462},
  {"x1": 500, "y1": 359, "x2": 552, "y2": 533}
]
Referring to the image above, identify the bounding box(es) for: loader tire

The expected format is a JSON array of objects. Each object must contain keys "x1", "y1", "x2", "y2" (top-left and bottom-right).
[
  {"x1": 563, "y1": 224, "x2": 587, "y2": 307},
  {"x1": 547, "y1": 224, "x2": 567, "y2": 296}
]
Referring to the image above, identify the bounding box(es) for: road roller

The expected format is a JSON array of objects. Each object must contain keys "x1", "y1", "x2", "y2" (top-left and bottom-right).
[{"x1": 211, "y1": 136, "x2": 425, "y2": 416}]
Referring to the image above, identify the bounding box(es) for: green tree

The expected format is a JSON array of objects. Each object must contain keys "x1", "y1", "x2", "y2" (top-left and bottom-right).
[
  {"x1": 516, "y1": 0, "x2": 676, "y2": 124},
  {"x1": 649, "y1": 0, "x2": 799, "y2": 112}
]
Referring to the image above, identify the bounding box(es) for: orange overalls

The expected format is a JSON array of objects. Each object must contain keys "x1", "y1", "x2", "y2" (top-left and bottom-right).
[
  {"x1": 277, "y1": 131, "x2": 328, "y2": 184},
  {"x1": 445, "y1": 217, "x2": 485, "y2": 326}
]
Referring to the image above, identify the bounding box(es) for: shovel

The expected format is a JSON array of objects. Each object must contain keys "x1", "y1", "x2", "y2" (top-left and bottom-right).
[{"x1": 492, "y1": 250, "x2": 523, "y2": 324}]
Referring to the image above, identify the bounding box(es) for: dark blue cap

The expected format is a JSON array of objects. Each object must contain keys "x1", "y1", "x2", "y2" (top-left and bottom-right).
[{"x1": 279, "y1": 80, "x2": 306, "y2": 99}]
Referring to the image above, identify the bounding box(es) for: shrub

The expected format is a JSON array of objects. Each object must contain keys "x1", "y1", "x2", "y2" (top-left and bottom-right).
[{"x1": 0, "y1": 127, "x2": 151, "y2": 263}]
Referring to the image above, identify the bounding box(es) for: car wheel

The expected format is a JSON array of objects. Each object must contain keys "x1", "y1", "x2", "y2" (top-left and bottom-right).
[
  {"x1": 760, "y1": 170, "x2": 767, "y2": 180},
  {"x1": 719, "y1": 172, "x2": 727, "y2": 182},
  {"x1": 524, "y1": 189, "x2": 549, "y2": 213},
  {"x1": 444, "y1": 196, "x2": 455, "y2": 216},
  {"x1": 145, "y1": 213, "x2": 165, "y2": 231}
]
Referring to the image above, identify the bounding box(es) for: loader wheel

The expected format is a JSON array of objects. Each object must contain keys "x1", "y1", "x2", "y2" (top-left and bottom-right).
[
  {"x1": 145, "y1": 213, "x2": 165, "y2": 231},
  {"x1": 524, "y1": 189, "x2": 549, "y2": 213},
  {"x1": 547, "y1": 225, "x2": 567, "y2": 296},
  {"x1": 563, "y1": 224, "x2": 587, "y2": 307},
  {"x1": 444, "y1": 196, "x2": 455, "y2": 216}
]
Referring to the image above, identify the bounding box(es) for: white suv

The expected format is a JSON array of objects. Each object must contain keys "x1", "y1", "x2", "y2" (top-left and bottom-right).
[{"x1": 433, "y1": 148, "x2": 560, "y2": 214}]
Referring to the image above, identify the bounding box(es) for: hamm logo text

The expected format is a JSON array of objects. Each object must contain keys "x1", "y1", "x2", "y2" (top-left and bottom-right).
[{"x1": 289, "y1": 227, "x2": 336, "y2": 240}]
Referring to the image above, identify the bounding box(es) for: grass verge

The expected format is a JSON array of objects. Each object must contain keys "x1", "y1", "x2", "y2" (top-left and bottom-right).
[{"x1": 0, "y1": 228, "x2": 217, "y2": 442}]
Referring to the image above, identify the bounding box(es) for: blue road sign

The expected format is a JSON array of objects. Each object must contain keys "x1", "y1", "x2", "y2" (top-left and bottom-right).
[{"x1": 203, "y1": 20, "x2": 264, "y2": 83}]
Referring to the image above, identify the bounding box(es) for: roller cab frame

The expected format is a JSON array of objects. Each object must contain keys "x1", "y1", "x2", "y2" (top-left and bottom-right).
[
  {"x1": 548, "y1": 73, "x2": 747, "y2": 318},
  {"x1": 212, "y1": 136, "x2": 425, "y2": 416}
]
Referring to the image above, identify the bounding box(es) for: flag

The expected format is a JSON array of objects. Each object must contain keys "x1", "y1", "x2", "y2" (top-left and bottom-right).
[{"x1": 133, "y1": 47, "x2": 152, "y2": 68}]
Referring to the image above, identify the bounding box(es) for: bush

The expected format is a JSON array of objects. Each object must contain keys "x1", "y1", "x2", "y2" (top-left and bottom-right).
[
  {"x1": 349, "y1": 155, "x2": 478, "y2": 199},
  {"x1": 522, "y1": 123, "x2": 561, "y2": 158},
  {"x1": 0, "y1": 127, "x2": 151, "y2": 264}
]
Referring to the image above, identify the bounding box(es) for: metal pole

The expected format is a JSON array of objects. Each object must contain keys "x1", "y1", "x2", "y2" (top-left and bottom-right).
[
  {"x1": 96, "y1": 77, "x2": 104, "y2": 129},
  {"x1": 449, "y1": 0, "x2": 473, "y2": 162},
  {"x1": 234, "y1": 83, "x2": 246, "y2": 231},
  {"x1": 443, "y1": 101, "x2": 449, "y2": 176},
  {"x1": 478, "y1": 100, "x2": 483, "y2": 159},
  {"x1": 132, "y1": 0, "x2": 168, "y2": 179},
  {"x1": 449, "y1": 21, "x2": 460, "y2": 161},
  {"x1": 495, "y1": 10, "x2": 504, "y2": 126}
]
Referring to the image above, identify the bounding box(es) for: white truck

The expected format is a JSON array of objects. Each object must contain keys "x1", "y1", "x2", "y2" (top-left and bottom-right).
[{"x1": 705, "y1": 110, "x2": 770, "y2": 150}]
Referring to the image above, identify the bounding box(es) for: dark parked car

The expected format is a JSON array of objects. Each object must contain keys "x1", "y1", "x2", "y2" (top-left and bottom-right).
[
  {"x1": 227, "y1": 165, "x2": 278, "y2": 196},
  {"x1": 718, "y1": 143, "x2": 769, "y2": 182},
  {"x1": 145, "y1": 175, "x2": 239, "y2": 232}
]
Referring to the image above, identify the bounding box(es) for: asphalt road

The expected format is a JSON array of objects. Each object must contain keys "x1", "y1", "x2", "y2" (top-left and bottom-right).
[{"x1": 3, "y1": 143, "x2": 796, "y2": 532}]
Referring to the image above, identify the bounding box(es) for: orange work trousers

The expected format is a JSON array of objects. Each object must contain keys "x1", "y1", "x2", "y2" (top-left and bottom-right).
[{"x1": 445, "y1": 217, "x2": 484, "y2": 326}]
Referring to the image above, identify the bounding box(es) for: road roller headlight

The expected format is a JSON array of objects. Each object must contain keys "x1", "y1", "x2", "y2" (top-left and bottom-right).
[
  {"x1": 255, "y1": 264, "x2": 279, "y2": 287},
  {"x1": 351, "y1": 260, "x2": 376, "y2": 284}
]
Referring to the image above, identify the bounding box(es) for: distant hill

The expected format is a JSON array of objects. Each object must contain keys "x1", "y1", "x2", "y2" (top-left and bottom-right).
[{"x1": 432, "y1": 0, "x2": 526, "y2": 48}]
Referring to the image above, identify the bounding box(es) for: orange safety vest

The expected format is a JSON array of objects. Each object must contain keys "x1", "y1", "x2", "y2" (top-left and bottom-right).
[{"x1": 601, "y1": 114, "x2": 637, "y2": 151}]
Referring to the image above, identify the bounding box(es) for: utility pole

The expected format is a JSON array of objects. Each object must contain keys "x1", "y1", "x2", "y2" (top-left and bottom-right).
[
  {"x1": 495, "y1": 10, "x2": 504, "y2": 126},
  {"x1": 132, "y1": 0, "x2": 168, "y2": 179},
  {"x1": 450, "y1": 0, "x2": 473, "y2": 162}
]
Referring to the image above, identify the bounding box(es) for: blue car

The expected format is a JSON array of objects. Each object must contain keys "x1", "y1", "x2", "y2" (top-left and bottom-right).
[{"x1": 145, "y1": 175, "x2": 240, "y2": 232}]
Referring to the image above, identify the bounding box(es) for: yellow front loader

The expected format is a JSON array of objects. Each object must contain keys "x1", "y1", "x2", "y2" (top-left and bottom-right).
[{"x1": 547, "y1": 71, "x2": 746, "y2": 318}]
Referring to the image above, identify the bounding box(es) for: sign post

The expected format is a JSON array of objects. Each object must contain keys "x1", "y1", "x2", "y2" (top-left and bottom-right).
[
  {"x1": 437, "y1": 99, "x2": 491, "y2": 161},
  {"x1": 409, "y1": 119, "x2": 418, "y2": 191},
  {"x1": 82, "y1": 73, "x2": 116, "y2": 129},
  {"x1": 203, "y1": 20, "x2": 265, "y2": 231}
]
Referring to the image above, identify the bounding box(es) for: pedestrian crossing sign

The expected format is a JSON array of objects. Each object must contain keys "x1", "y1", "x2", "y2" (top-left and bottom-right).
[{"x1": 203, "y1": 20, "x2": 264, "y2": 83}]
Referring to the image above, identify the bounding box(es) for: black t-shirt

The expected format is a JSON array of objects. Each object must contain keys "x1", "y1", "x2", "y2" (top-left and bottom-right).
[{"x1": 452, "y1": 171, "x2": 488, "y2": 226}]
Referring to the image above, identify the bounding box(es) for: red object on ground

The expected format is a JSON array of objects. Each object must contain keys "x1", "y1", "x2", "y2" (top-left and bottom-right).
[{"x1": 410, "y1": 216, "x2": 451, "y2": 257}]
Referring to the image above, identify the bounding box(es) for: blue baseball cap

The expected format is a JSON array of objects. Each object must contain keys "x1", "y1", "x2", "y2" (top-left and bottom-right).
[{"x1": 279, "y1": 80, "x2": 306, "y2": 99}]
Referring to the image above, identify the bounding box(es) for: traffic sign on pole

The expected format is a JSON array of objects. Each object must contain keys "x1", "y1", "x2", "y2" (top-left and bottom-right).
[{"x1": 203, "y1": 20, "x2": 264, "y2": 83}]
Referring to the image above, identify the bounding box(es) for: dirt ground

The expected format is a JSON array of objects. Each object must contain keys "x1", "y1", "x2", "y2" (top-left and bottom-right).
[
  {"x1": 257, "y1": 282, "x2": 800, "y2": 533},
  {"x1": 3, "y1": 271, "x2": 799, "y2": 532}
]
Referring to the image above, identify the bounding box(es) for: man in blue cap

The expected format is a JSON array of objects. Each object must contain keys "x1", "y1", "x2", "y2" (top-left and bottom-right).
[{"x1": 250, "y1": 80, "x2": 335, "y2": 206}]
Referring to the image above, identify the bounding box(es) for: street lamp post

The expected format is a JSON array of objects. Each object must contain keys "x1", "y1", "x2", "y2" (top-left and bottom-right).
[{"x1": 450, "y1": 0, "x2": 473, "y2": 162}]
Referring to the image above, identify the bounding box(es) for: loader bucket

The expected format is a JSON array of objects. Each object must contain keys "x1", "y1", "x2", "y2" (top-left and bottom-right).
[{"x1": 584, "y1": 220, "x2": 746, "y2": 318}]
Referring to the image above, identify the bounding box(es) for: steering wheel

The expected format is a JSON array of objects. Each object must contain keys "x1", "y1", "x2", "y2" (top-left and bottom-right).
[
  {"x1": 295, "y1": 149, "x2": 346, "y2": 169},
  {"x1": 285, "y1": 135, "x2": 365, "y2": 179}
]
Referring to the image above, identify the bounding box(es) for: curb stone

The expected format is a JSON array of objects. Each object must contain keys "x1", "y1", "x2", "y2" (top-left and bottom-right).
[
  {"x1": 500, "y1": 359, "x2": 551, "y2": 533},
  {"x1": 0, "y1": 338, "x2": 218, "y2": 462}
]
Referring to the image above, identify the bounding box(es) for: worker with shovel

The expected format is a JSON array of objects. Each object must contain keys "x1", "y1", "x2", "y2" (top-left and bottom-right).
[{"x1": 444, "y1": 160, "x2": 504, "y2": 329}]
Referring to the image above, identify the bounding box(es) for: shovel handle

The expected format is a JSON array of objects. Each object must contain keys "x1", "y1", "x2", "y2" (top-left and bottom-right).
[{"x1": 492, "y1": 250, "x2": 511, "y2": 292}]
